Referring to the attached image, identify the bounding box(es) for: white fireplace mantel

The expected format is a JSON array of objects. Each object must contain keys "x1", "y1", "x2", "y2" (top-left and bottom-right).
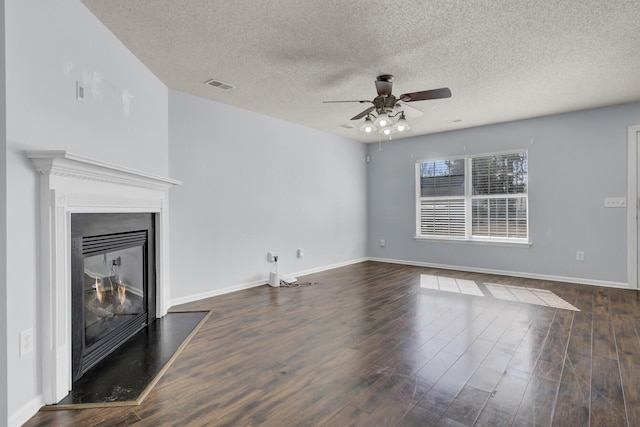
[{"x1": 26, "y1": 150, "x2": 181, "y2": 404}]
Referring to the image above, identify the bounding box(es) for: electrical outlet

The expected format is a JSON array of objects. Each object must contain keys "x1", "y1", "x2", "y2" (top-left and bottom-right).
[
  {"x1": 297, "y1": 248, "x2": 304, "y2": 259},
  {"x1": 380, "y1": 239, "x2": 386, "y2": 247},
  {"x1": 267, "y1": 252, "x2": 278, "y2": 262},
  {"x1": 576, "y1": 251, "x2": 585, "y2": 261},
  {"x1": 20, "y1": 328, "x2": 34, "y2": 358}
]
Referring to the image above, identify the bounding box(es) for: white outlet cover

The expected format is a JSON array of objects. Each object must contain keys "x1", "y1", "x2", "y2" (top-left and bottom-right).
[{"x1": 20, "y1": 328, "x2": 34, "y2": 358}]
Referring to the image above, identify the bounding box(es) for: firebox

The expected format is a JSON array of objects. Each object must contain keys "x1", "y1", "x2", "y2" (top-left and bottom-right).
[{"x1": 71, "y1": 213, "x2": 156, "y2": 382}]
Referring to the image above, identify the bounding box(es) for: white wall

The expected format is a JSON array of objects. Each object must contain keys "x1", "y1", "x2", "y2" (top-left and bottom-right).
[
  {"x1": 168, "y1": 90, "x2": 368, "y2": 301},
  {"x1": 367, "y1": 102, "x2": 640, "y2": 286},
  {"x1": 4, "y1": 1, "x2": 169, "y2": 424}
]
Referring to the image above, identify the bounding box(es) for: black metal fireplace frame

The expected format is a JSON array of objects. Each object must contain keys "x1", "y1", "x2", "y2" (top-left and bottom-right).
[{"x1": 70, "y1": 213, "x2": 156, "y2": 382}]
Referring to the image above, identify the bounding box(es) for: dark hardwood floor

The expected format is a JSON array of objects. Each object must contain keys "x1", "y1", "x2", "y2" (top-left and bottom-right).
[{"x1": 24, "y1": 261, "x2": 640, "y2": 426}]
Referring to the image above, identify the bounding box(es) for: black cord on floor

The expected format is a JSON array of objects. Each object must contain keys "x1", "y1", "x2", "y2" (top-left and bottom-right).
[{"x1": 279, "y1": 280, "x2": 317, "y2": 288}]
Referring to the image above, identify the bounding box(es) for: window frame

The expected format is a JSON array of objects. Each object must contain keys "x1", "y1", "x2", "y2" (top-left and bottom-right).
[{"x1": 415, "y1": 149, "x2": 529, "y2": 245}]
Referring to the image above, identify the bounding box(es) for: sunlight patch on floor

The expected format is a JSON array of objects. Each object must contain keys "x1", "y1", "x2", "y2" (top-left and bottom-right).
[
  {"x1": 484, "y1": 283, "x2": 580, "y2": 311},
  {"x1": 420, "y1": 274, "x2": 484, "y2": 296},
  {"x1": 420, "y1": 275, "x2": 580, "y2": 311}
]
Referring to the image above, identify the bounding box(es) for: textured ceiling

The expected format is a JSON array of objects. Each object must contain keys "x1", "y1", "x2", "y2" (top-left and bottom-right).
[{"x1": 81, "y1": 0, "x2": 640, "y2": 143}]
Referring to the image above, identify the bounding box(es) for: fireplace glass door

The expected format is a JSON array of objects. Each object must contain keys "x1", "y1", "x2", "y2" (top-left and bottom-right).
[{"x1": 71, "y1": 213, "x2": 156, "y2": 382}]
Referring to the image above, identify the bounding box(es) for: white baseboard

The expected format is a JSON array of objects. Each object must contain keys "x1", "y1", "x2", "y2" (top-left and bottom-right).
[
  {"x1": 368, "y1": 257, "x2": 629, "y2": 289},
  {"x1": 9, "y1": 395, "x2": 44, "y2": 427},
  {"x1": 170, "y1": 278, "x2": 266, "y2": 307},
  {"x1": 170, "y1": 257, "x2": 368, "y2": 307},
  {"x1": 284, "y1": 257, "x2": 369, "y2": 281}
]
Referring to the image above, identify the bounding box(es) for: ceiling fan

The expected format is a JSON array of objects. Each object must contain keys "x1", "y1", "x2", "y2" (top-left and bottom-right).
[{"x1": 324, "y1": 74, "x2": 451, "y2": 134}]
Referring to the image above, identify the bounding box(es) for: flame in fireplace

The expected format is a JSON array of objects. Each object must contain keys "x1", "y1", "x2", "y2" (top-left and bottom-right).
[
  {"x1": 117, "y1": 284, "x2": 126, "y2": 305},
  {"x1": 95, "y1": 277, "x2": 105, "y2": 303},
  {"x1": 107, "y1": 275, "x2": 115, "y2": 295}
]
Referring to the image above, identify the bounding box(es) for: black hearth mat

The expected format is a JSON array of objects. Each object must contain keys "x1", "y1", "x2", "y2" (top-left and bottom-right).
[{"x1": 44, "y1": 311, "x2": 210, "y2": 409}]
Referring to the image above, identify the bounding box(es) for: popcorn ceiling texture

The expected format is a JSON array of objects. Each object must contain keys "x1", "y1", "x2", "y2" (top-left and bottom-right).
[{"x1": 81, "y1": 0, "x2": 640, "y2": 142}]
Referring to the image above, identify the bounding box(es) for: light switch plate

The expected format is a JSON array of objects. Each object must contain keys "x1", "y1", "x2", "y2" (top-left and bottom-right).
[{"x1": 604, "y1": 197, "x2": 626, "y2": 208}]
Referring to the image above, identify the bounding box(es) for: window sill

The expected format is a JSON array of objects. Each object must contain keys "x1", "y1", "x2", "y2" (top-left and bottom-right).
[{"x1": 414, "y1": 236, "x2": 532, "y2": 248}]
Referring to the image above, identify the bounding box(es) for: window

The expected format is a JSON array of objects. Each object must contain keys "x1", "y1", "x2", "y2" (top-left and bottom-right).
[{"x1": 416, "y1": 151, "x2": 528, "y2": 242}]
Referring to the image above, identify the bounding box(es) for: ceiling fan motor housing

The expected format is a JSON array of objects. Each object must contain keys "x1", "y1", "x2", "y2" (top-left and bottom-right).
[{"x1": 373, "y1": 95, "x2": 398, "y2": 114}]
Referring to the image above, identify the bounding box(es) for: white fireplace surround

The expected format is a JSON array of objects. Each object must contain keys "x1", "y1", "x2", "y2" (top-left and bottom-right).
[{"x1": 26, "y1": 150, "x2": 181, "y2": 404}]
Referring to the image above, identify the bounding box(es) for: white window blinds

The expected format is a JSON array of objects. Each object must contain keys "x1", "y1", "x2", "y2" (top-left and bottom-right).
[
  {"x1": 416, "y1": 151, "x2": 528, "y2": 242},
  {"x1": 418, "y1": 159, "x2": 465, "y2": 237}
]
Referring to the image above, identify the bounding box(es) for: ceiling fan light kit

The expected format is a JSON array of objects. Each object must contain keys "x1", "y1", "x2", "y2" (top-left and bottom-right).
[
  {"x1": 324, "y1": 74, "x2": 451, "y2": 136},
  {"x1": 359, "y1": 116, "x2": 377, "y2": 133},
  {"x1": 374, "y1": 113, "x2": 393, "y2": 128},
  {"x1": 367, "y1": 111, "x2": 409, "y2": 135},
  {"x1": 395, "y1": 112, "x2": 410, "y2": 132}
]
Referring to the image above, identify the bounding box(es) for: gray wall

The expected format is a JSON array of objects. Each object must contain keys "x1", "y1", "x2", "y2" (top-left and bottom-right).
[
  {"x1": 368, "y1": 102, "x2": 640, "y2": 285},
  {"x1": 168, "y1": 90, "x2": 368, "y2": 301}
]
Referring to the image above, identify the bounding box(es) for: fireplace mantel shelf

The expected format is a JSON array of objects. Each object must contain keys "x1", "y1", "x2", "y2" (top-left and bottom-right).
[{"x1": 26, "y1": 150, "x2": 182, "y2": 191}]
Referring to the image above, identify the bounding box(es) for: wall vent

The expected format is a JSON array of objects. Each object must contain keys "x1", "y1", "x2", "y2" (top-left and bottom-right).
[{"x1": 204, "y1": 79, "x2": 235, "y2": 91}]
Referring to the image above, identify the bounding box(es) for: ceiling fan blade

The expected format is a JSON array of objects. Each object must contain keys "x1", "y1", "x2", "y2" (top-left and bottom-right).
[
  {"x1": 323, "y1": 100, "x2": 371, "y2": 104},
  {"x1": 395, "y1": 101, "x2": 423, "y2": 118},
  {"x1": 351, "y1": 106, "x2": 375, "y2": 120},
  {"x1": 399, "y1": 87, "x2": 452, "y2": 102}
]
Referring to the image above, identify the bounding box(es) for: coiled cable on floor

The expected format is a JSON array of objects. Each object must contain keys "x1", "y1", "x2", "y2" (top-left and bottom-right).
[{"x1": 279, "y1": 280, "x2": 317, "y2": 288}]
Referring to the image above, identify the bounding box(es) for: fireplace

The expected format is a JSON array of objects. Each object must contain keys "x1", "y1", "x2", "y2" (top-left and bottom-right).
[
  {"x1": 71, "y1": 213, "x2": 156, "y2": 381},
  {"x1": 27, "y1": 150, "x2": 181, "y2": 404}
]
